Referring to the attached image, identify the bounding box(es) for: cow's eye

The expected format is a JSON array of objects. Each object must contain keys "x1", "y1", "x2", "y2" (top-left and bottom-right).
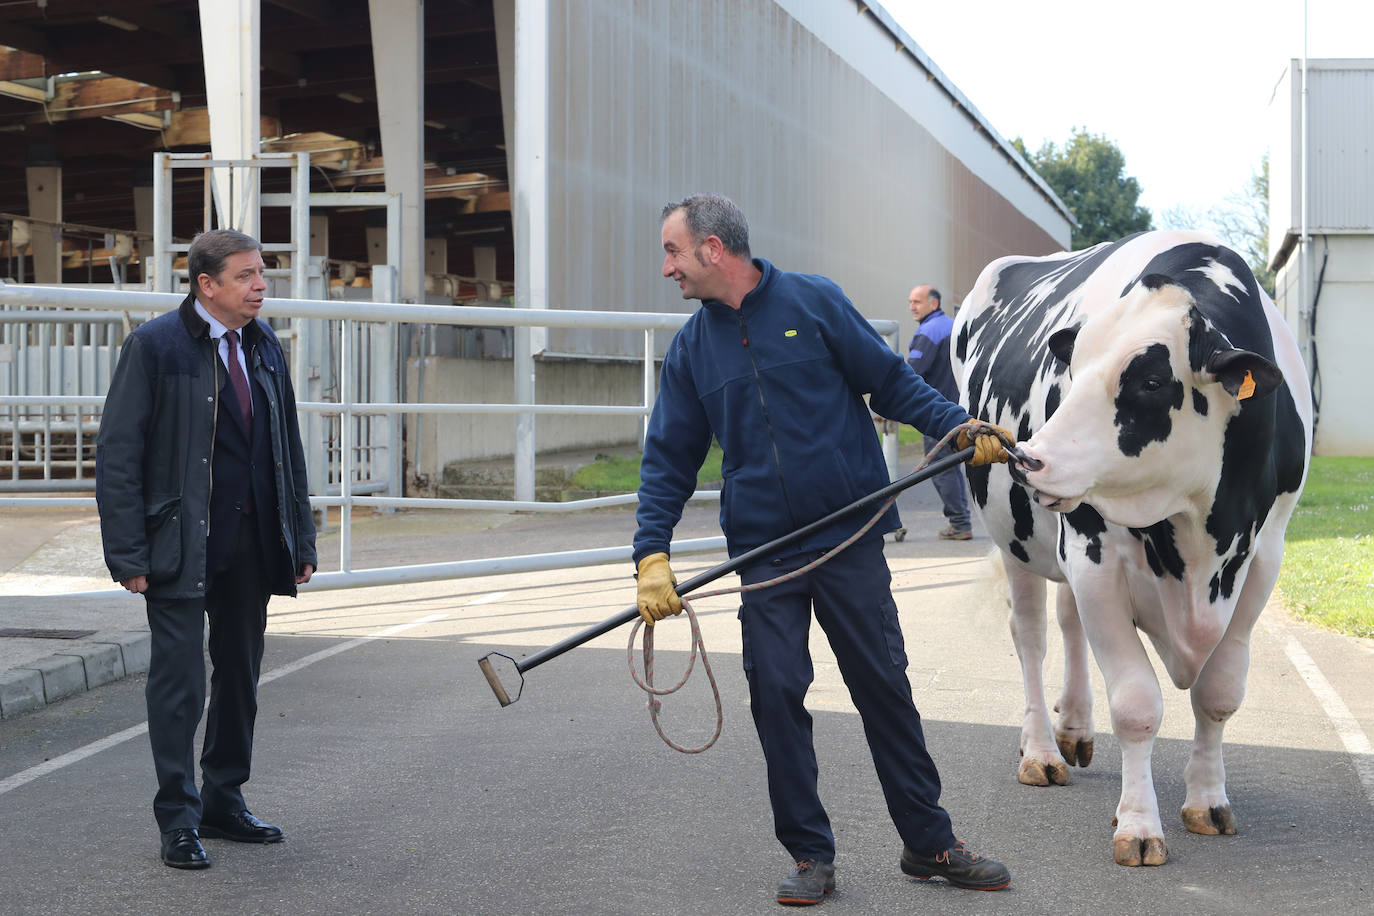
[{"x1": 1142, "y1": 378, "x2": 1163, "y2": 392}]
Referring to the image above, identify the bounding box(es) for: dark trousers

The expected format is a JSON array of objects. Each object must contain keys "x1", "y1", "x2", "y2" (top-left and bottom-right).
[
  {"x1": 923, "y1": 434, "x2": 970, "y2": 529},
  {"x1": 144, "y1": 520, "x2": 269, "y2": 832},
  {"x1": 738, "y1": 537, "x2": 956, "y2": 862}
]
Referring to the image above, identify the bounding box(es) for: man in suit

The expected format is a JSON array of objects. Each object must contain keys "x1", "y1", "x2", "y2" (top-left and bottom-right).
[{"x1": 96, "y1": 228, "x2": 316, "y2": 870}]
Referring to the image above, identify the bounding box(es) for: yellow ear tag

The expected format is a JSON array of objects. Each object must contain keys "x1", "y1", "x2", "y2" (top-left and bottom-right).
[
  {"x1": 784, "y1": 329, "x2": 798, "y2": 338},
  {"x1": 1237, "y1": 370, "x2": 1256, "y2": 401}
]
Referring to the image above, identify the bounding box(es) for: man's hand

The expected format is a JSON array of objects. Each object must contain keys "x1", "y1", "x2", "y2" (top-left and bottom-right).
[
  {"x1": 296, "y1": 563, "x2": 315, "y2": 585},
  {"x1": 955, "y1": 419, "x2": 1017, "y2": 467},
  {"x1": 636, "y1": 552, "x2": 682, "y2": 626},
  {"x1": 120, "y1": 575, "x2": 148, "y2": 594}
]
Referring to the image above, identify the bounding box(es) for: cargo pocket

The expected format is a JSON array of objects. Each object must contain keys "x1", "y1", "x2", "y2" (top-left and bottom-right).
[
  {"x1": 144, "y1": 497, "x2": 183, "y2": 584},
  {"x1": 738, "y1": 604, "x2": 753, "y2": 673},
  {"x1": 877, "y1": 591, "x2": 909, "y2": 669}
]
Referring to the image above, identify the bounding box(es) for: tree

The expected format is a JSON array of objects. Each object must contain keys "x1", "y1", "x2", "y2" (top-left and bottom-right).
[
  {"x1": 1158, "y1": 156, "x2": 1274, "y2": 296},
  {"x1": 1014, "y1": 129, "x2": 1152, "y2": 250}
]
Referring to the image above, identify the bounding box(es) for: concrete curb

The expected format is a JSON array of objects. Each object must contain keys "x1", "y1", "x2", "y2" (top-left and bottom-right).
[{"x1": 0, "y1": 629, "x2": 151, "y2": 719}]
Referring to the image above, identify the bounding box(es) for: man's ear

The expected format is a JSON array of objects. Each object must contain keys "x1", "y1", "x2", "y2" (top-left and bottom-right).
[
  {"x1": 702, "y1": 235, "x2": 725, "y2": 265},
  {"x1": 196, "y1": 272, "x2": 215, "y2": 298}
]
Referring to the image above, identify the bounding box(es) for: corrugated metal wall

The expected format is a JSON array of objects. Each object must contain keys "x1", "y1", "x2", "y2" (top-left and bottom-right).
[
  {"x1": 1270, "y1": 59, "x2": 1374, "y2": 249},
  {"x1": 543, "y1": 0, "x2": 1070, "y2": 358}
]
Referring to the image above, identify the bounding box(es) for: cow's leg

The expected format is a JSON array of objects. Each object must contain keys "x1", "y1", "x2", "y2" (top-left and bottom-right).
[
  {"x1": 1007, "y1": 564, "x2": 1070, "y2": 786},
  {"x1": 1076, "y1": 589, "x2": 1168, "y2": 866},
  {"x1": 1181, "y1": 537, "x2": 1279, "y2": 836},
  {"x1": 1053, "y1": 585, "x2": 1095, "y2": 769}
]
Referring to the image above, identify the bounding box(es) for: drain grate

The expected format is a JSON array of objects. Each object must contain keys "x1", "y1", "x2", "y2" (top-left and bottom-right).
[{"x1": 0, "y1": 628, "x2": 98, "y2": 639}]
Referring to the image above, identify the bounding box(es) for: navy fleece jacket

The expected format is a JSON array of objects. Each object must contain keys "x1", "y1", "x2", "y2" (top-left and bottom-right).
[{"x1": 633, "y1": 259, "x2": 970, "y2": 564}]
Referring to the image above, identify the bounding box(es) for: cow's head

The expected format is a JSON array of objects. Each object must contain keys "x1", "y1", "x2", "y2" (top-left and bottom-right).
[{"x1": 1011, "y1": 274, "x2": 1283, "y2": 528}]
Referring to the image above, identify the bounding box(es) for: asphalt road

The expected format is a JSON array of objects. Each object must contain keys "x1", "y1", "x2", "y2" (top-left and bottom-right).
[{"x1": 2, "y1": 485, "x2": 1372, "y2": 915}]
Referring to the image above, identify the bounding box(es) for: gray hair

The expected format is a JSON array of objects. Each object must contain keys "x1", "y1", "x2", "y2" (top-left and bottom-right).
[
  {"x1": 661, "y1": 193, "x2": 751, "y2": 258},
  {"x1": 927, "y1": 287, "x2": 942, "y2": 305},
  {"x1": 188, "y1": 229, "x2": 262, "y2": 288}
]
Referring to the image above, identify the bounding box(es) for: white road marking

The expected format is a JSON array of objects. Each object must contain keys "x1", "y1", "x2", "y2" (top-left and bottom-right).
[
  {"x1": 1282, "y1": 634, "x2": 1374, "y2": 807},
  {"x1": 465, "y1": 591, "x2": 509, "y2": 607},
  {"x1": 0, "y1": 613, "x2": 447, "y2": 797}
]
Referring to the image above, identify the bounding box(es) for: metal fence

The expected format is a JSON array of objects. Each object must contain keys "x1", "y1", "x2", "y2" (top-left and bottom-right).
[{"x1": 0, "y1": 280, "x2": 900, "y2": 589}]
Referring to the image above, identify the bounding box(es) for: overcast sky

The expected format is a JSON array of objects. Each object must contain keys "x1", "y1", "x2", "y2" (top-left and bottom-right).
[{"x1": 880, "y1": 0, "x2": 1373, "y2": 222}]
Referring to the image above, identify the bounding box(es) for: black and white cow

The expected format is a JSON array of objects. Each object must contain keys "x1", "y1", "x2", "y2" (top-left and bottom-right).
[{"x1": 952, "y1": 230, "x2": 1311, "y2": 866}]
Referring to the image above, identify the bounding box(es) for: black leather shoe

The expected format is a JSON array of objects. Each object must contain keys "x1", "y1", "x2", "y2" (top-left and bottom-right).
[
  {"x1": 160, "y1": 828, "x2": 210, "y2": 869},
  {"x1": 198, "y1": 810, "x2": 285, "y2": 844}
]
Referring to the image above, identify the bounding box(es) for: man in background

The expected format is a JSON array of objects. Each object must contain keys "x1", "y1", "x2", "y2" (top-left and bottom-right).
[{"x1": 906, "y1": 285, "x2": 971, "y2": 540}]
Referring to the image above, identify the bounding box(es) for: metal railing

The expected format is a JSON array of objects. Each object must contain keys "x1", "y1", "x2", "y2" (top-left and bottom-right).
[{"x1": 0, "y1": 280, "x2": 901, "y2": 589}]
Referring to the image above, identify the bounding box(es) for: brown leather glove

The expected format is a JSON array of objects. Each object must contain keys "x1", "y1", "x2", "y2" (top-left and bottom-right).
[
  {"x1": 954, "y1": 419, "x2": 1016, "y2": 467},
  {"x1": 636, "y1": 552, "x2": 683, "y2": 626}
]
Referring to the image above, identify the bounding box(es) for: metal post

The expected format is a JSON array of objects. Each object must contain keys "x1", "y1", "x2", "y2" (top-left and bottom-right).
[
  {"x1": 152, "y1": 152, "x2": 171, "y2": 292},
  {"x1": 641, "y1": 328, "x2": 654, "y2": 448},
  {"x1": 340, "y1": 317, "x2": 353, "y2": 573},
  {"x1": 293, "y1": 153, "x2": 310, "y2": 302}
]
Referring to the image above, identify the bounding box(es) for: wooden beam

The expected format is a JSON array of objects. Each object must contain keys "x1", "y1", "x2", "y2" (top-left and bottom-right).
[
  {"x1": 25, "y1": 77, "x2": 175, "y2": 124},
  {"x1": 161, "y1": 108, "x2": 282, "y2": 148},
  {"x1": 0, "y1": 47, "x2": 48, "y2": 81}
]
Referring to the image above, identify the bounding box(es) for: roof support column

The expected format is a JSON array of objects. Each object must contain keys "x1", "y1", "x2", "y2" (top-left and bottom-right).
[
  {"x1": 24, "y1": 164, "x2": 62, "y2": 284},
  {"x1": 198, "y1": 0, "x2": 261, "y2": 236},
  {"x1": 368, "y1": 0, "x2": 425, "y2": 303},
  {"x1": 497, "y1": 0, "x2": 549, "y2": 501}
]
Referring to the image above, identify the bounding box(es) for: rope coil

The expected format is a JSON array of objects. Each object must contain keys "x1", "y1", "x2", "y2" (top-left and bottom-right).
[{"x1": 627, "y1": 426, "x2": 969, "y2": 754}]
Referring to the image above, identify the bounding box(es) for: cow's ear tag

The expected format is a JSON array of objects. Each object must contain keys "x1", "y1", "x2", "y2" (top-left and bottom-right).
[{"x1": 1236, "y1": 370, "x2": 1256, "y2": 401}]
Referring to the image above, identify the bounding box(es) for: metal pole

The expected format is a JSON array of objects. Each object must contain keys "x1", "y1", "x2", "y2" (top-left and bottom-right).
[
  {"x1": 152, "y1": 152, "x2": 171, "y2": 292},
  {"x1": 1298, "y1": 2, "x2": 1310, "y2": 369},
  {"x1": 641, "y1": 329, "x2": 654, "y2": 448},
  {"x1": 340, "y1": 317, "x2": 353, "y2": 573}
]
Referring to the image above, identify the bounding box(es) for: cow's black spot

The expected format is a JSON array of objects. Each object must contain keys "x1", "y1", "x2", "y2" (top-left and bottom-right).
[
  {"x1": 1008, "y1": 540, "x2": 1030, "y2": 563},
  {"x1": 1209, "y1": 527, "x2": 1253, "y2": 601},
  {"x1": 1115, "y1": 343, "x2": 1184, "y2": 456},
  {"x1": 1009, "y1": 481, "x2": 1035, "y2": 542},
  {"x1": 1016, "y1": 413, "x2": 1033, "y2": 444},
  {"x1": 955, "y1": 323, "x2": 969, "y2": 362},
  {"x1": 1064, "y1": 504, "x2": 1107, "y2": 564},
  {"x1": 1057, "y1": 520, "x2": 1067, "y2": 561},
  {"x1": 1045, "y1": 383, "x2": 1061, "y2": 420},
  {"x1": 1129, "y1": 520, "x2": 1186, "y2": 581},
  {"x1": 1192, "y1": 388, "x2": 1208, "y2": 416},
  {"x1": 967, "y1": 464, "x2": 990, "y2": 508}
]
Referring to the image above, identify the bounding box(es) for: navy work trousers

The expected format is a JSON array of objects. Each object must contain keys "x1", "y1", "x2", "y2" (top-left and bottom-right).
[{"x1": 737, "y1": 536, "x2": 956, "y2": 862}]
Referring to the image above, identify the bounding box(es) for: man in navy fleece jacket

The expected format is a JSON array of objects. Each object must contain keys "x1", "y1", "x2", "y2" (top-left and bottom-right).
[{"x1": 633, "y1": 194, "x2": 1014, "y2": 906}]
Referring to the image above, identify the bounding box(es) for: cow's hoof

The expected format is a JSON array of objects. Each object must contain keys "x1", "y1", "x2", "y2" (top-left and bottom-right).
[
  {"x1": 1182, "y1": 804, "x2": 1237, "y2": 836},
  {"x1": 1056, "y1": 734, "x2": 1094, "y2": 767},
  {"x1": 1018, "y1": 756, "x2": 1070, "y2": 786},
  {"x1": 1113, "y1": 835, "x2": 1168, "y2": 866}
]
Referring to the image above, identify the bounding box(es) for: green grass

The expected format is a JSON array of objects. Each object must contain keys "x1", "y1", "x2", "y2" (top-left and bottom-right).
[
  {"x1": 568, "y1": 444, "x2": 724, "y2": 492},
  {"x1": 1278, "y1": 456, "x2": 1374, "y2": 638}
]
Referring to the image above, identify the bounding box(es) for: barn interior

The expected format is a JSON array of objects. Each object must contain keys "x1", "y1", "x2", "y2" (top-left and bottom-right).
[{"x1": 0, "y1": 0, "x2": 511, "y2": 298}]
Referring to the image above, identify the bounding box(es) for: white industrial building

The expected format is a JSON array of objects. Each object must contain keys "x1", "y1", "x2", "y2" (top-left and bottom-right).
[{"x1": 1269, "y1": 58, "x2": 1374, "y2": 456}]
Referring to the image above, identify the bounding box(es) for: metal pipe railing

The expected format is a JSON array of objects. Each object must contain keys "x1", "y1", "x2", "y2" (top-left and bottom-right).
[{"x1": 0, "y1": 280, "x2": 900, "y2": 588}]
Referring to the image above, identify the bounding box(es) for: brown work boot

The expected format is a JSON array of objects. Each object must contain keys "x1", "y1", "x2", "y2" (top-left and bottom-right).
[
  {"x1": 900, "y1": 840, "x2": 1010, "y2": 890},
  {"x1": 938, "y1": 524, "x2": 972, "y2": 540}
]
